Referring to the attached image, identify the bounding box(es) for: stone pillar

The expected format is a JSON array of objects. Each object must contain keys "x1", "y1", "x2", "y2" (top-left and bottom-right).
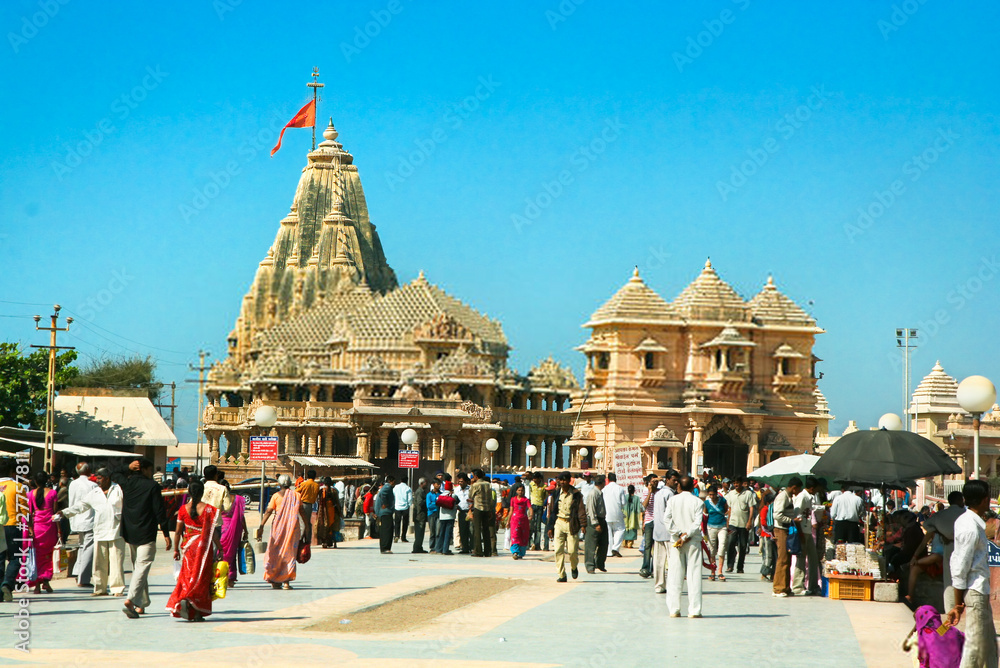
[
  {"x1": 443, "y1": 435, "x2": 457, "y2": 474},
  {"x1": 553, "y1": 437, "x2": 563, "y2": 468},
  {"x1": 500, "y1": 433, "x2": 513, "y2": 467},
  {"x1": 207, "y1": 431, "x2": 221, "y2": 462},
  {"x1": 356, "y1": 431, "x2": 370, "y2": 461},
  {"x1": 307, "y1": 428, "x2": 319, "y2": 456},
  {"x1": 690, "y1": 424, "x2": 703, "y2": 477},
  {"x1": 747, "y1": 428, "x2": 760, "y2": 476},
  {"x1": 238, "y1": 431, "x2": 248, "y2": 460}
]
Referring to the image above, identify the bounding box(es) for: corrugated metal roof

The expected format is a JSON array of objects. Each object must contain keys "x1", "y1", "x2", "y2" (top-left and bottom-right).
[
  {"x1": 0, "y1": 436, "x2": 140, "y2": 457},
  {"x1": 288, "y1": 455, "x2": 376, "y2": 468}
]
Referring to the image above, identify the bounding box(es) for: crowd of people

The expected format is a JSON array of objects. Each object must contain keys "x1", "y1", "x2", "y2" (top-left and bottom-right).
[{"x1": 3, "y1": 455, "x2": 997, "y2": 665}]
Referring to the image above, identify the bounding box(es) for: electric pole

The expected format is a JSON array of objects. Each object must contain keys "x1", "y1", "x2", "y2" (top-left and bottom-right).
[
  {"x1": 31, "y1": 305, "x2": 74, "y2": 473},
  {"x1": 187, "y1": 351, "x2": 211, "y2": 474}
]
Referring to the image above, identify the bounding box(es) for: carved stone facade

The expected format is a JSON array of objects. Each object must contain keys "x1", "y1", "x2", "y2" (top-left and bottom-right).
[
  {"x1": 568, "y1": 263, "x2": 832, "y2": 478},
  {"x1": 204, "y1": 120, "x2": 576, "y2": 479}
]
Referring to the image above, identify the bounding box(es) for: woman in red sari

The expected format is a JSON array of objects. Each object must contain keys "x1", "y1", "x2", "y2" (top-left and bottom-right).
[
  {"x1": 27, "y1": 471, "x2": 58, "y2": 593},
  {"x1": 166, "y1": 481, "x2": 220, "y2": 621},
  {"x1": 255, "y1": 475, "x2": 303, "y2": 590},
  {"x1": 508, "y1": 484, "x2": 531, "y2": 560}
]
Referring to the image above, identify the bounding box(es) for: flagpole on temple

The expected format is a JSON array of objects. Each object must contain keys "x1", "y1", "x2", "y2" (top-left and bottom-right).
[{"x1": 307, "y1": 67, "x2": 324, "y2": 150}]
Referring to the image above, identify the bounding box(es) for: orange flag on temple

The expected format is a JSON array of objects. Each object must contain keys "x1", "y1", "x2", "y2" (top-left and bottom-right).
[{"x1": 270, "y1": 99, "x2": 316, "y2": 157}]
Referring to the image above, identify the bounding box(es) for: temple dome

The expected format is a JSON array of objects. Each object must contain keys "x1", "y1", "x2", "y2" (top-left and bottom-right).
[
  {"x1": 585, "y1": 267, "x2": 678, "y2": 327},
  {"x1": 909, "y1": 361, "x2": 961, "y2": 416},
  {"x1": 749, "y1": 276, "x2": 817, "y2": 328},
  {"x1": 671, "y1": 259, "x2": 748, "y2": 322}
]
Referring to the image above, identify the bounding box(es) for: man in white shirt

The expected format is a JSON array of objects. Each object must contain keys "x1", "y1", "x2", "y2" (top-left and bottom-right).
[
  {"x1": 201, "y1": 465, "x2": 233, "y2": 514},
  {"x1": 68, "y1": 463, "x2": 99, "y2": 588},
  {"x1": 923, "y1": 490, "x2": 966, "y2": 610},
  {"x1": 393, "y1": 479, "x2": 412, "y2": 543},
  {"x1": 455, "y1": 474, "x2": 472, "y2": 553},
  {"x1": 58, "y1": 468, "x2": 125, "y2": 596},
  {"x1": 651, "y1": 476, "x2": 676, "y2": 594},
  {"x1": 602, "y1": 472, "x2": 627, "y2": 558},
  {"x1": 334, "y1": 479, "x2": 346, "y2": 500},
  {"x1": 831, "y1": 488, "x2": 864, "y2": 543},
  {"x1": 792, "y1": 477, "x2": 821, "y2": 596},
  {"x1": 947, "y1": 479, "x2": 997, "y2": 668},
  {"x1": 664, "y1": 476, "x2": 705, "y2": 618},
  {"x1": 724, "y1": 476, "x2": 757, "y2": 573}
]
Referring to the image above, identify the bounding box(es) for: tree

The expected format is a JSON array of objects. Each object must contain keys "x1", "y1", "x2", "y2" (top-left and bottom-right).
[
  {"x1": 72, "y1": 354, "x2": 161, "y2": 402},
  {"x1": 0, "y1": 342, "x2": 79, "y2": 430}
]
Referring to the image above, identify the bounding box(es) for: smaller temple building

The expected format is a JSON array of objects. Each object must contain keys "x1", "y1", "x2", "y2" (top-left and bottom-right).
[{"x1": 567, "y1": 261, "x2": 832, "y2": 478}]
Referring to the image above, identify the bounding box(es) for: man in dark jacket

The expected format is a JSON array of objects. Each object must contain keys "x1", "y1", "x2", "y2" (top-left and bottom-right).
[
  {"x1": 412, "y1": 478, "x2": 429, "y2": 554},
  {"x1": 546, "y1": 472, "x2": 588, "y2": 582},
  {"x1": 120, "y1": 458, "x2": 171, "y2": 619},
  {"x1": 376, "y1": 475, "x2": 395, "y2": 554}
]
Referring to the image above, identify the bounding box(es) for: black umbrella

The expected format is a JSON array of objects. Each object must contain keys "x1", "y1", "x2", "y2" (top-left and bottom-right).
[{"x1": 813, "y1": 428, "x2": 962, "y2": 485}]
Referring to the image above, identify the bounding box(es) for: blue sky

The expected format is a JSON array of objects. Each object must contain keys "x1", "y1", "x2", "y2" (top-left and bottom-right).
[{"x1": 1, "y1": 0, "x2": 997, "y2": 443}]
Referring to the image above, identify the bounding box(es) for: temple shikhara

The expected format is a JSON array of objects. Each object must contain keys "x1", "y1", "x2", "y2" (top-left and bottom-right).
[
  {"x1": 567, "y1": 262, "x2": 833, "y2": 478},
  {"x1": 203, "y1": 118, "x2": 575, "y2": 479}
]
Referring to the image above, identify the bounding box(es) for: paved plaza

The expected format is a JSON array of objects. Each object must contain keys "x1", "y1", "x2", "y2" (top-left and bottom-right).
[{"x1": 1, "y1": 519, "x2": 913, "y2": 667}]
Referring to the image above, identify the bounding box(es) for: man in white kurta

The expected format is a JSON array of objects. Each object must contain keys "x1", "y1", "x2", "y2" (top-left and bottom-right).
[
  {"x1": 602, "y1": 473, "x2": 627, "y2": 557},
  {"x1": 651, "y1": 482, "x2": 675, "y2": 594},
  {"x1": 60, "y1": 468, "x2": 125, "y2": 595},
  {"x1": 665, "y1": 476, "x2": 705, "y2": 618}
]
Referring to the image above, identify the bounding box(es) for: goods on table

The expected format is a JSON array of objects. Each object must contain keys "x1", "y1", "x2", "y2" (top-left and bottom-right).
[{"x1": 827, "y1": 543, "x2": 881, "y2": 579}]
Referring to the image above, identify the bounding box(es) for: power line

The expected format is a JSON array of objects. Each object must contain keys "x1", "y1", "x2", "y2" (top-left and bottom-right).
[
  {"x1": 62, "y1": 309, "x2": 190, "y2": 355},
  {"x1": 66, "y1": 319, "x2": 188, "y2": 366}
]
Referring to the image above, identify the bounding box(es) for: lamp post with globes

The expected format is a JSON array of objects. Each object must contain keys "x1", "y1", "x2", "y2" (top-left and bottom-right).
[
  {"x1": 401, "y1": 428, "x2": 418, "y2": 492},
  {"x1": 594, "y1": 448, "x2": 604, "y2": 473},
  {"x1": 957, "y1": 376, "x2": 997, "y2": 480},
  {"x1": 579, "y1": 447, "x2": 588, "y2": 469},
  {"x1": 485, "y1": 438, "x2": 499, "y2": 481},
  {"x1": 525, "y1": 443, "x2": 537, "y2": 471},
  {"x1": 254, "y1": 405, "x2": 278, "y2": 522}
]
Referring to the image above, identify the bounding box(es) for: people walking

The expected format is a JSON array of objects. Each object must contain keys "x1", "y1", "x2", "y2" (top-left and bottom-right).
[
  {"x1": 26, "y1": 471, "x2": 59, "y2": 594},
  {"x1": 947, "y1": 479, "x2": 997, "y2": 668},
  {"x1": 166, "y1": 481, "x2": 220, "y2": 622},
  {"x1": 426, "y1": 480, "x2": 441, "y2": 553},
  {"x1": 220, "y1": 485, "x2": 248, "y2": 584},
  {"x1": 665, "y1": 476, "x2": 705, "y2": 618},
  {"x1": 546, "y1": 472, "x2": 587, "y2": 582},
  {"x1": 528, "y1": 473, "x2": 545, "y2": 551},
  {"x1": 704, "y1": 484, "x2": 729, "y2": 582},
  {"x1": 376, "y1": 476, "x2": 396, "y2": 554},
  {"x1": 412, "y1": 478, "x2": 428, "y2": 554},
  {"x1": 792, "y1": 477, "x2": 821, "y2": 596},
  {"x1": 469, "y1": 470, "x2": 493, "y2": 557},
  {"x1": 622, "y1": 484, "x2": 643, "y2": 549},
  {"x1": 436, "y1": 482, "x2": 457, "y2": 555},
  {"x1": 584, "y1": 475, "x2": 609, "y2": 574},
  {"x1": 58, "y1": 467, "x2": 126, "y2": 596},
  {"x1": 771, "y1": 478, "x2": 802, "y2": 598},
  {"x1": 603, "y1": 472, "x2": 627, "y2": 558},
  {"x1": 68, "y1": 462, "x2": 98, "y2": 589},
  {"x1": 315, "y1": 478, "x2": 342, "y2": 549},
  {"x1": 256, "y1": 474, "x2": 303, "y2": 589},
  {"x1": 651, "y1": 474, "x2": 675, "y2": 593},
  {"x1": 120, "y1": 458, "x2": 171, "y2": 619},
  {"x1": 725, "y1": 477, "x2": 757, "y2": 574},
  {"x1": 509, "y1": 484, "x2": 531, "y2": 559},
  {"x1": 393, "y1": 478, "x2": 412, "y2": 544},
  {"x1": 455, "y1": 474, "x2": 472, "y2": 553}
]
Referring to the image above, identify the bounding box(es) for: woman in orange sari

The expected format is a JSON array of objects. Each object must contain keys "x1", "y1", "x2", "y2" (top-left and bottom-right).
[
  {"x1": 316, "y1": 478, "x2": 342, "y2": 549},
  {"x1": 255, "y1": 475, "x2": 303, "y2": 590},
  {"x1": 166, "y1": 481, "x2": 220, "y2": 622}
]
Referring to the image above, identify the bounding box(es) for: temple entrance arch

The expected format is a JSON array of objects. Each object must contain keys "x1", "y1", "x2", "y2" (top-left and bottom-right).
[{"x1": 701, "y1": 415, "x2": 749, "y2": 479}]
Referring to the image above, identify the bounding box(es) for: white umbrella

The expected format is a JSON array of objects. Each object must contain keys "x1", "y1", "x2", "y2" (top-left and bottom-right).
[{"x1": 748, "y1": 454, "x2": 821, "y2": 489}]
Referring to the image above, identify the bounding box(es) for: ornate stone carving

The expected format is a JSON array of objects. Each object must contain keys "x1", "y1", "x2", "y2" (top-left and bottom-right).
[
  {"x1": 702, "y1": 414, "x2": 750, "y2": 444},
  {"x1": 414, "y1": 314, "x2": 473, "y2": 342},
  {"x1": 460, "y1": 401, "x2": 495, "y2": 423}
]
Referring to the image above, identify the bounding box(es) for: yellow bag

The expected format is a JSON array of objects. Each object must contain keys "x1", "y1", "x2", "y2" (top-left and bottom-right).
[{"x1": 212, "y1": 561, "x2": 229, "y2": 600}]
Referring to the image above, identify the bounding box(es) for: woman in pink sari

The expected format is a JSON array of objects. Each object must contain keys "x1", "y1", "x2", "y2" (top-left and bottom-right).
[
  {"x1": 508, "y1": 484, "x2": 531, "y2": 560},
  {"x1": 27, "y1": 471, "x2": 58, "y2": 593},
  {"x1": 255, "y1": 475, "x2": 303, "y2": 590},
  {"x1": 220, "y1": 488, "x2": 247, "y2": 586},
  {"x1": 166, "y1": 481, "x2": 220, "y2": 622}
]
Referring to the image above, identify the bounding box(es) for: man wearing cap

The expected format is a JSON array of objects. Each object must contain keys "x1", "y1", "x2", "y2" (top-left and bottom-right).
[
  {"x1": 546, "y1": 472, "x2": 588, "y2": 582},
  {"x1": 57, "y1": 468, "x2": 126, "y2": 596}
]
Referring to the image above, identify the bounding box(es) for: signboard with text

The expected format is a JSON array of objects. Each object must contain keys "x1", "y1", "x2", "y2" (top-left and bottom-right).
[
  {"x1": 398, "y1": 450, "x2": 420, "y2": 469},
  {"x1": 988, "y1": 540, "x2": 1000, "y2": 568},
  {"x1": 249, "y1": 436, "x2": 279, "y2": 461},
  {"x1": 613, "y1": 444, "x2": 645, "y2": 488}
]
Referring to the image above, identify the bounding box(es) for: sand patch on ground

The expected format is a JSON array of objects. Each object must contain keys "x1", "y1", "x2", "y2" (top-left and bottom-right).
[{"x1": 308, "y1": 576, "x2": 522, "y2": 634}]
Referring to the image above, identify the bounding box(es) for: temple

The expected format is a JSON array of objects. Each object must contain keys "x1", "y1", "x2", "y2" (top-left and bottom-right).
[
  {"x1": 204, "y1": 119, "x2": 575, "y2": 480},
  {"x1": 567, "y1": 262, "x2": 832, "y2": 478}
]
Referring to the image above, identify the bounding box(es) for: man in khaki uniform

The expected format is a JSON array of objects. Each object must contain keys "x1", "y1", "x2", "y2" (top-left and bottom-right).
[{"x1": 546, "y1": 472, "x2": 587, "y2": 582}]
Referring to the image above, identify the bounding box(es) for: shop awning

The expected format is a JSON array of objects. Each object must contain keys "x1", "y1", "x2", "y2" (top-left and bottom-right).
[
  {"x1": 0, "y1": 436, "x2": 140, "y2": 458},
  {"x1": 287, "y1": 455, "x2": 376, "y2": 469}
]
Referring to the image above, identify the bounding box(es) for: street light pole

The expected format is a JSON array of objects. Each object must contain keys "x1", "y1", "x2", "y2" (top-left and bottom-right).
[
  {"x1": 485, "y1": 438, "x2": 499, "y2": 481},
  {"x1": 895, "y1": 328, "x2": 918, "y2": 431},
  {"x1": 31, "y1": 305, "x2": 73, "y2": 474},
  {"x1": 958, "y1": 376, "x2": 997, "y2": 480}
]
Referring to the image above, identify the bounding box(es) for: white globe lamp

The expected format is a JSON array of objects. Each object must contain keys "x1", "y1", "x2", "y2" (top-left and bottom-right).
[
  {"x1": 958, "y1": 375, "x2": 997, "y2": 480},
  {"x1": 400, "y1": 428, "x2": 418, "y2": 447},
  {"x1": 877, "y1": 413, "x2": 903, "y2": 431}
]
